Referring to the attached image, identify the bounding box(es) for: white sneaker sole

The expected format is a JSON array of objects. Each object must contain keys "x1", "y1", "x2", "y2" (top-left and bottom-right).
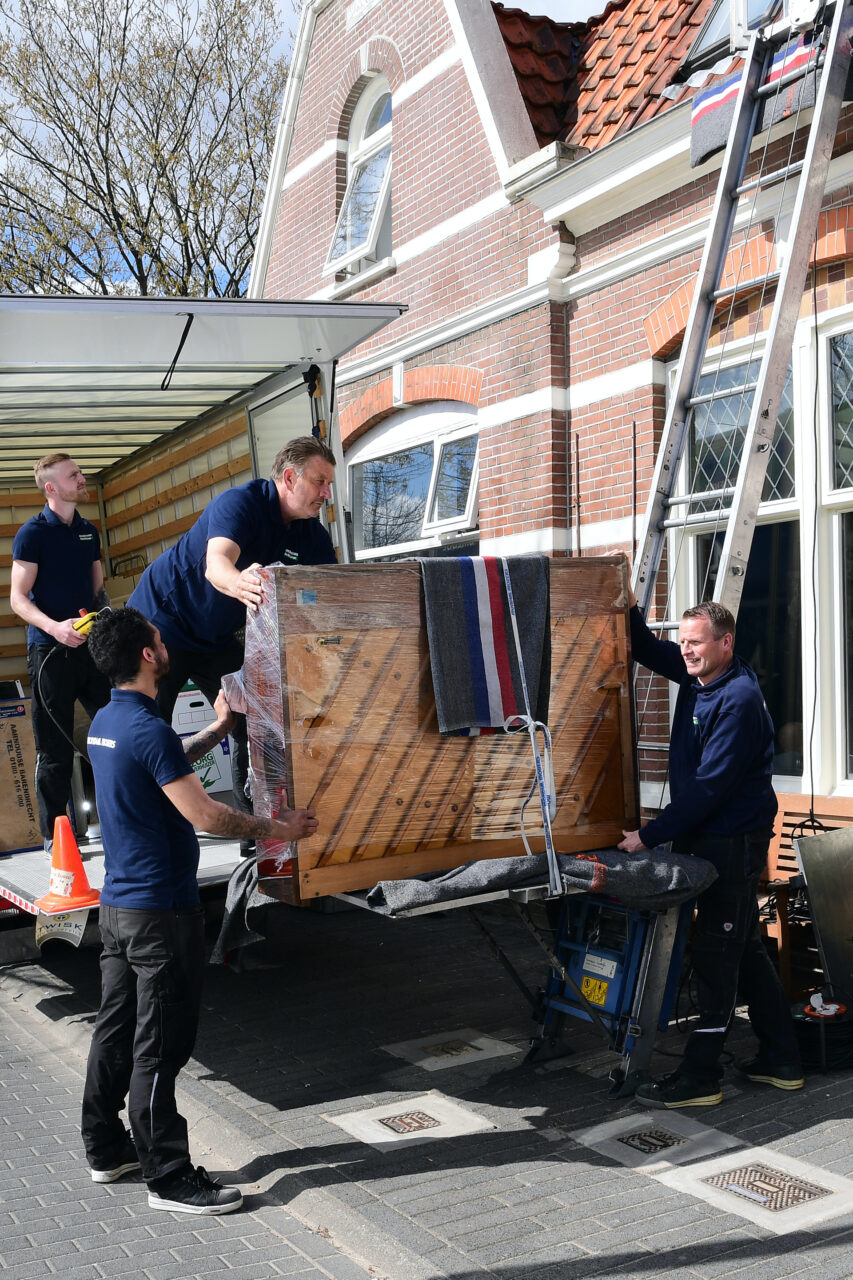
[
  {"x1": 91, "y1": 1160, "x2": 141, "y2": 1183},
  {"x1": 147, "y1": 1191, "x2": 243, "y2": 1215}
]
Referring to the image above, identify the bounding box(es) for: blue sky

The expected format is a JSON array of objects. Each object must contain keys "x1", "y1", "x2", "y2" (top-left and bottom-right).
[
  {"x1": 515, "y1": 1, "x2": 608, "y2": 17},
  {"x1": 278, "y1": 1, "x2": 609, "y2": 47}
]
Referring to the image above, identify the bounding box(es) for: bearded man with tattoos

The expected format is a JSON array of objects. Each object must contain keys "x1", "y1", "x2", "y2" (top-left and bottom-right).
[{"x1": 80, "y1": 606, "x2": 318, "y2": 1215}]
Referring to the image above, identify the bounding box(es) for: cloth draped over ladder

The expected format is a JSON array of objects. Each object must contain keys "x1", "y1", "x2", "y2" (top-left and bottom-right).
[
  {"x1": 689, "y1": 30, "x2": 853, "y2": 168},
  {"x1": 419, "y1": 555, "x2": 550, "y2": 735}
]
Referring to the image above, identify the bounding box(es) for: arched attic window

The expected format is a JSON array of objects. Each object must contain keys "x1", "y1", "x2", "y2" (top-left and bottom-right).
[{"x1": 325, "y1": 76, "x2": 392, "y2": 278}]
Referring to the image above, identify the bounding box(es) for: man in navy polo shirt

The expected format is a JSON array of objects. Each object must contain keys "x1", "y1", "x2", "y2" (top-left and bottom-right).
[
  {"x1": 10, "y1": 454, "x2": 111, "y2": 851},
  {"x1": 82, "y1": 606, "x2": 318, "y2": 1214},
  {"x1": 128, "y1": 436, "x2": 337, "y2": 840}
]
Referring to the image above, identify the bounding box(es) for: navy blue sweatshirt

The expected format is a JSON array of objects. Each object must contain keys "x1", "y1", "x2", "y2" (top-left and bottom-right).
[{"x1": 630, "y1": 606, "x2": 777, "y2": 847}]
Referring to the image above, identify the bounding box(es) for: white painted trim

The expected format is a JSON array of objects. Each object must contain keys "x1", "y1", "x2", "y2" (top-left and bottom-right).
[
  {"x1": 395, "y1": 191, "x2": 508, "y2": 266},
  {"x1": 311, "y1": 190, "x2": 508, "y2": 305},
  {"x1": 394, "y1": 44, "x2": 461, "y2": 107},
  {"x1": 477, "y1": 513, "x2": 636, "y2": 557},
  {"x1": 522, "y1": 93, "x2": 853, "y2": 242},
  {"x1": 568, "y1": 360, "x2": 666, "y2": 410},
  {"x1": 576, "y1": 515, "x2": 635, "y2": 551},
  {"x1": 281, "y1": 138, "x2": 346, "y2": 192},
  {"x1": 478, "y1": 386, "x2": 552, "y2": 427},
  {"x1": 336, "y1": 278, "x2": 552, "y2": 383},
  {"x1": 479, "y1": 527, "x2": 570, "y2": 555}
]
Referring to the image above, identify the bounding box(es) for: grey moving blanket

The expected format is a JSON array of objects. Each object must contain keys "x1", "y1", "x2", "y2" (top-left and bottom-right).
[
  {"x1": 209, "y1": 855, "x2": 267, "y2": 965},
  {"x1": 365, "y1": 847, "x2": 718, "y2": 916}
]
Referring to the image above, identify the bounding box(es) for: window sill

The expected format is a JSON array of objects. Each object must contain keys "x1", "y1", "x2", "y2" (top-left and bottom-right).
[{"x1": 327, "y1": 257, "x2": 397, "y2": 299}]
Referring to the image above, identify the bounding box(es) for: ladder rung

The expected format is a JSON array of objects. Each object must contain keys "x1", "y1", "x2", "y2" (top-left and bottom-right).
[
  {"x1": 636, "y1": 741, "x2": 669, "y2": 753},
  {"x1": 659, "y1": 508, "x2": 731, "y2": 531},
  {"x1": 754, "y1": 51, "x2": 824, "y2": 100},
  {"x1": 665, "y1": 485, "x2": 736, "y2": 507},
  {"x1": 689, "y1": 382, "x2": 757, "y2": 407},
  {"x1": 736, "y1": 159, "x2": 805, "y2": 197},
  {"x1": 713, "y1": 274, "x2": 779, "y2": 303}
]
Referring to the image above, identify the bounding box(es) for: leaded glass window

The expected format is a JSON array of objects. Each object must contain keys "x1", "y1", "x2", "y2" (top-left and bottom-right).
[{"x1": 689, "y1": 360, "x2": 795, "y2": 511}]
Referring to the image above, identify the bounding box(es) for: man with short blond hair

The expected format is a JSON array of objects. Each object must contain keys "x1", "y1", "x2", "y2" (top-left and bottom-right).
[
  {"x1": 619, "y1": 593, "x2": 802, "y2": 1108},
  {"x1": 10, "y1": 454, "x2": 110, "y2": 850}
]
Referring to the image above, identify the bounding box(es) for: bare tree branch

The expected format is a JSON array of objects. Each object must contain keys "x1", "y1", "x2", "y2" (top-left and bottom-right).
[{"x1": 0, "y1": 0, "x2": 288, "y2": 295}]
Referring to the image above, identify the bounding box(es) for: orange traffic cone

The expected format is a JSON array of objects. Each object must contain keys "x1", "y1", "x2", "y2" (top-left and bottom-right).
[{"x1": 35, "y1": 816, "x2": 100, "y2": 914}]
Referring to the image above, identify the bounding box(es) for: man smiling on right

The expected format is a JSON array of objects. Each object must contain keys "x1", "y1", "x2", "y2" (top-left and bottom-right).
[{"x1": 618, "y1": 594, "x2": 803, "y2": 1108}]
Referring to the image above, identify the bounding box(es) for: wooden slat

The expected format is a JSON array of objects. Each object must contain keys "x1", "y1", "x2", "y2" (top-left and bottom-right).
[
  {"x1": 0, "y1": 643, "x2": 26, "y2": 660},
  {"x1": 245, "y1": 557, "x2": 635, "y2": 904},
  {"x1": 107, "y1": 512, "x2": 198, "y2": 559},
  {"x1": 105, "y1": 454, "x2": 251, "y2": 531},
  {"x1": 102, "y1": 414, "x2": 248, "y2": 500},
  {"x1": 0, "y1": 493, "x2": 47, "y2": 507}
]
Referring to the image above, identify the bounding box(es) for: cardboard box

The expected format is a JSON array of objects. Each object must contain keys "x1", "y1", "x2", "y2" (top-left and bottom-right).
[
  {"x1": 244, "y1": 557, "x2": 637, "y2": 904},
  {"x1": 172, "y1": 684, "x2": 233, "y2": 796},
  {"x1": 0, "y1": 698, "x2": 42, "y2": 853}
]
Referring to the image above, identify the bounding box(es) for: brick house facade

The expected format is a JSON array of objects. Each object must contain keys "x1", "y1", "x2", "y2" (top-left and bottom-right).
[{"x1": 251, "y1": 0, "x2": 853, "y2": 806}]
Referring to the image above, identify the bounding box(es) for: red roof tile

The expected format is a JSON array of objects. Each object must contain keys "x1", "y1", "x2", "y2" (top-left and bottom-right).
[{"x1": 493, "y1": 0, "x2": 716, "y2": 152}]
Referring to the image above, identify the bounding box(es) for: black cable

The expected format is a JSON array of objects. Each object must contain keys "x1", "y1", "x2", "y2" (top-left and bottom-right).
[{"x1": 35, "y1": 644, "x2": 91, "y2": 764}]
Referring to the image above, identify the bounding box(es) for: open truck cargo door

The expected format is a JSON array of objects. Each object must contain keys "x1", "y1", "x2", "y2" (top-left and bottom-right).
[{"x1": 0, "y1": 293, "x2": 405, "y2": 913}]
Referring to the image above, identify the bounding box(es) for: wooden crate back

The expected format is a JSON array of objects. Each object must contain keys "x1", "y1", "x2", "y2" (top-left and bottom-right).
[{"x1": 245, "y1": 556, "x2": 637, "y2": 903}]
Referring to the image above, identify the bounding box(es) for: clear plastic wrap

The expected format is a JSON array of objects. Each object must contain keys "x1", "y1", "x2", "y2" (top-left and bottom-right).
[{"x1": 240, "y1": 557, "x2": 636, "y2": 905}]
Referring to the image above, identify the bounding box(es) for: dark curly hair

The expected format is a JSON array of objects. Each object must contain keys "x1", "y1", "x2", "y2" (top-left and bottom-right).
[{"x1": 88, "y1": 607, "x2": 157, "y2": 687}]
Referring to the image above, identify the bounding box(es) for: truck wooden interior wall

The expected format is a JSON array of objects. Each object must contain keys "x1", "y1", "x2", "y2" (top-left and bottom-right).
[{"x1": 0, "y1": 409, "x2": 252, "y2": 689}]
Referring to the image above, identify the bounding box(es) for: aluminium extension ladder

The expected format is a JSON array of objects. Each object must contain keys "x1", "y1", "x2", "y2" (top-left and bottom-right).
[{"x1": 632, "y1": 0, "x2": 853, "y2": 623}]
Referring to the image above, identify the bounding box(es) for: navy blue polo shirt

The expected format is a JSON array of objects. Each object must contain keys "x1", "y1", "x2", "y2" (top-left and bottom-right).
[
  {"x1": 128, "y1": 478, "x2": 336, "y2": 652},
  {"x1": 87, "y1": 689, "x2": 199, "y2": 910},
  {"x1": 12, "y1": 507, "x2": 101, "y2": 646}
]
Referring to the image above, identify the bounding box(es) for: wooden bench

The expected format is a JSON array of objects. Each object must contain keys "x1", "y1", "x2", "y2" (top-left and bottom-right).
[{"x1": 762, "y1": 792, "x2": 853, "y2": 995}]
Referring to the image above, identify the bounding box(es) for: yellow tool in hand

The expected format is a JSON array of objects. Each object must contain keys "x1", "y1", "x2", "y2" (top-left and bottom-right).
[{"x1": 72, "y1": 609, "x2": 100, "y2": 637}]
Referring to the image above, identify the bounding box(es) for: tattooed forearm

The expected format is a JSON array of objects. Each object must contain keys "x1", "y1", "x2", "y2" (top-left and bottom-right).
[
  {"x1": 205, "y1": 807, "x2": 276, "y2": 841},
  {"x1": 183, "y1": 724, "x2": 225, "y2": 765}
]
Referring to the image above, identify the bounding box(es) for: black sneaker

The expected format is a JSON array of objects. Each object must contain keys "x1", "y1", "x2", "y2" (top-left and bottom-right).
[
  {"x1": 239, "y1": 840, "x2": 256, "y2": 859},
  {"x1": 148, "y1": 1165, "x2": 243, "y2": 1215},
  {"x1": 90, "y1": 1134, "x2": 141, "y2": 1183},
  {"x1": 735, "y1": 1055, "x2": 804, "y2": 1090},
  {"x1": 635, "y1": 1071, "x2": 723, "y2": 1109}
]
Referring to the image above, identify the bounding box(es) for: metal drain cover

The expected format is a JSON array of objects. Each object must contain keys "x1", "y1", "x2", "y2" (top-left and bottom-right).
[
  {"x1": 618, "y1": 1128, "x2": 689, "y2": 1155},
  {"x1": 702, "y1": 1161, "x2": 831, "y2": 1212},
  {"x1": 429, "y1": 1039, "x2": 483, "y2": 1057},
  {"x1": 378, "y1": 1110, "x2": 441, "y2": 1135}
]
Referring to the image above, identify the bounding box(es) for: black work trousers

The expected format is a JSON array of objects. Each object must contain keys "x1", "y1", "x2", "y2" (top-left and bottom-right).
[
  {"x1": 81, "y1": 905, "x2": 205, "y2": 1184},
  {"x1": 154, "y1": 639, "x2": 251, "y2": 815},
  {"x1": 27, "y1": 643, "x2": 111, "y2": 840},
  {"x1": 673, "y1": 828, "x2": 801, "y2": 1082}
]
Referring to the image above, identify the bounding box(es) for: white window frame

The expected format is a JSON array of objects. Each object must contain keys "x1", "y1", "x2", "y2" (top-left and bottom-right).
[
  {"x1": 810, "y1": 305, "x2": 853, "y2": 796},
  {"x1": 347, "y1": 405, "x2": 479, "y2": 560},
  {"x1": 324, "y1": 76, "x2": 392, "y2": 277}
]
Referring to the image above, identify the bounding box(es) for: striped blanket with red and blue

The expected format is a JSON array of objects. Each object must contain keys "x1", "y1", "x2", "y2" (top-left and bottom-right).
[
  {"x1": 690, "y1": 31, "x2": 827, "y2": 168},
  {"x1": 420, "y1": 555, "x2": 550, "y2": 735}
]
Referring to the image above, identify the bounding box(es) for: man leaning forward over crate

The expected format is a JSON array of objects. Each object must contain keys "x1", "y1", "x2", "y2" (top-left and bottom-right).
[
  {"x1": 128, "y1": 436, "x2": 337, "y2": 854},
  {"x1": 81, "y1": 607, "x2": 318, "y2": 1214},
  {"x1": 618, "y1": 594, "x2": 803, "y2": 1108}
]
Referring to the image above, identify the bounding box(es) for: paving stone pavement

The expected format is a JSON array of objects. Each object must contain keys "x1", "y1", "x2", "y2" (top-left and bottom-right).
[{"x1": 1, "y1": 896, "x2": 852, "y2": 1280}]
